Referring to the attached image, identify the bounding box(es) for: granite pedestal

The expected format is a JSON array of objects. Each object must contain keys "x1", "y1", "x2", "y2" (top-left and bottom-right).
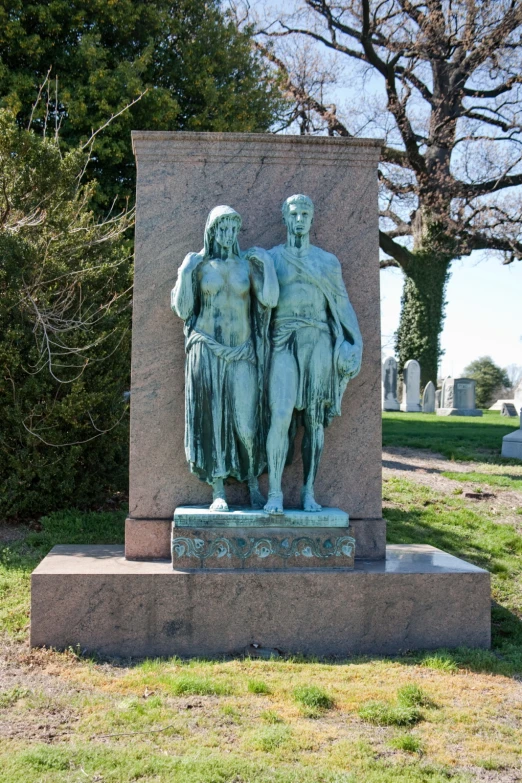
[{"x1": 31, "y1": 544, "x2": 491, "y2": 658}]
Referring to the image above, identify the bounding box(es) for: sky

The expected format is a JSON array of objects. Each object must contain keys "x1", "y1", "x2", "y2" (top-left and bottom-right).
[{"x1": 381, "y1": 255, "x2": 522, "y2": 378}]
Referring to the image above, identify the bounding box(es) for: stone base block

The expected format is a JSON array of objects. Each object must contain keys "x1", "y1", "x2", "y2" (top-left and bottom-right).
[
  {"x1": 502, "y1": 430, "x2": 522, "y2": 459},
  {"x1": 171, "y1": 527, "x2": 355, "y2": 569},
  {"x1": 126, "y1": 517, "x2": 387, "y2": 561},
  {"x1": 400, "y1": 403, "x2": 422, "y2": 412},
  {"x1": 174, "y1": 506, "x2": 348, "y2": 527},
  {"x1": 437, "y1": 408, "x2": 483, "y2": 417},
  {"x1": 31, "y1": 544, "x2": 490, "y2": 658}
]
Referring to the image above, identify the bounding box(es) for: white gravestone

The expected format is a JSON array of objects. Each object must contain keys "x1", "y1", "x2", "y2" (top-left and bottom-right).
[
  {"x1": 382, "y1": 357, "x2": 400, "y2": 411},
  {"x1": 422, "y1": 380, "x2": 436, "y2": 413},
  {"x1": 501, "y1": 409, "x2": 522, "y2": 459},
  {"x1": 515, "y1": 380, "x2": 522, "y2": 413},
  {"x1": 400, "y1": 359, "x2": 422, "y2": 412},
  {"x1": 438, "y1": 378, "x2": 483, "y2": 417}
]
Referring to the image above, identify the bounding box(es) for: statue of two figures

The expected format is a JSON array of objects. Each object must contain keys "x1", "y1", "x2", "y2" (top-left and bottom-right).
[{"x1": 171, "y1": 195, "x2": 363, "y2": 516}]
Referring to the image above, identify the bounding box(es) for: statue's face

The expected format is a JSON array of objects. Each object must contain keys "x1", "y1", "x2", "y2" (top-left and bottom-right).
[
  {"x1": 214, "y1": 217, "x2": 239, "y2": 251},
  {"x1": 284, "y1": 202, "x2": 313, "y2": 237}
]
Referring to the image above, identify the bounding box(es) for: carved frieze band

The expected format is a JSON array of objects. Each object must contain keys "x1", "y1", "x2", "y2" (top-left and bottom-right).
[{"x1": 171, "y1": 535, "x2": 356, "y2": 563}]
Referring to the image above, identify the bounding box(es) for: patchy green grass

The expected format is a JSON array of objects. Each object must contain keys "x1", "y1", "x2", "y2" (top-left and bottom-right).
[
  {"x1": 358, "y1": 701, "x2": 421, "y2": 727},
  {"x1": 292, "y1": 684, "x2": 334, "y2": 712},
  {"x1": 442, "y1": 470, "x2": 522, "y2": 490},
  {"x1": 1, "y1": 418, "x2": 522, "y2": 782},
  {"x1": 383, "y1": 410, "x2": 519, "y2": 462},
  {"x1": 389, "y1": 733, "x2": 424, "y2": 754},
  {"x1": 247, "y1": 678, "x2": 271, "y2": 694},
  {"x1": 0, "y1": 509, "x2": 125, "y2": 638}
]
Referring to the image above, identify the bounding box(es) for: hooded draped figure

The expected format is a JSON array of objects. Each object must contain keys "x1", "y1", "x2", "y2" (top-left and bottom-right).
[{"x1": 171, "y1": 205, "x2": 278, "y2": 511}]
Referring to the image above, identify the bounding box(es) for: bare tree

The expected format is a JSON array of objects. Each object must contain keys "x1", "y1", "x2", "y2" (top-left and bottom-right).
[{"x1": 245, "y1": 0, "x2": 522, "y2": 385}]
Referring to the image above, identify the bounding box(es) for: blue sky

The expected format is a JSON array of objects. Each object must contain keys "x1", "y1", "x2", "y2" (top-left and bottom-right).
[{"x1": 381, "y1": 254, "x2": 522, "y2": 378}]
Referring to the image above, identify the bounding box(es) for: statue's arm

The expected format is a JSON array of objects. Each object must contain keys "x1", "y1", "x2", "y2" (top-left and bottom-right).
[
  {"x1": 171, "y1": 253, "x2": 202, "y2": 320},
  {"x1": 245, "y1": 246, "x2": 279, "y2": 308},
  {"x1": 330, "y1": 258, "x2": 363, "y2": 378}
]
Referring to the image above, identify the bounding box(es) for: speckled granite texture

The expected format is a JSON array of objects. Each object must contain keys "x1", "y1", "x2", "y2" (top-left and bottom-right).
[
  {"x1": 129, "y1": 132, "x2": 382, "y2": 536},
  {"x1": 31, "y1": 545, "x2": 491, "y2": 657}
]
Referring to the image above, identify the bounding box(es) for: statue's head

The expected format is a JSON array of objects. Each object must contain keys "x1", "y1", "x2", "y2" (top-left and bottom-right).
[
  {"x1": 204, "y1": 205, "x2": 242, "y2": 258},
  {"x1": 282, "y1": 194, "x2": 314, "y2": 238}
]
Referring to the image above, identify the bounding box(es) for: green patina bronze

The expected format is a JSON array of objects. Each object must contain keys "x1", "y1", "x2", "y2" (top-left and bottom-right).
[
  {"x1": 171, "y1": 196, "x2": 362, "y2": 517},
  {"x1": 171, "y1": 534, "x2": 355, "y2": 564},
  {"x1": 173, "y1": 506, "x2": 348, "y2": 528},
  {"x1": 264, "y1": 195, "x2": 362, "y2": 514},
  {"x1": 171, "y1": 205, "x2": 278, "y2": 512}
]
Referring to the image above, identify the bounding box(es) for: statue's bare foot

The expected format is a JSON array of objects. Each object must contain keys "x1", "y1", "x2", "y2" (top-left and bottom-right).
[
  {"x1": 301, "y1": 488, "x2": 322, "y2": 512},
  {"x1": 250, "y1": 486, "x2": 266, "y2": 510},
  {"x1": 264, "y1": 492, "x2": 284, "y2": 515},
  {"x1": 210, "y1": 496, "x2": 229, "y2": 512}
]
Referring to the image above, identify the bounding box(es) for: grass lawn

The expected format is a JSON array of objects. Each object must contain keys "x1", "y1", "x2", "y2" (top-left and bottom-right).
[
  {"x1": 383, "y1": 409, "x2": 518, "y2": 461},
  {"x1": 1, "y1": 412, "x2": 522, "y2": 782}
]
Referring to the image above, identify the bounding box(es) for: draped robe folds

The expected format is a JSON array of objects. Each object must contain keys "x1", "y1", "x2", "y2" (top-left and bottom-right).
[
  {"x1": 182, "y1": 259, "x2": 271, "y2": 485},
  {"x1": 269, "y1": 244, "x2": 363, "y2": 429}
]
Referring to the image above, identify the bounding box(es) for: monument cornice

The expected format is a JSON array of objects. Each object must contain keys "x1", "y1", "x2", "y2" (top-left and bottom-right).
[{"x1": 132, "y1": 131, "x2": 383, "y2": 166}]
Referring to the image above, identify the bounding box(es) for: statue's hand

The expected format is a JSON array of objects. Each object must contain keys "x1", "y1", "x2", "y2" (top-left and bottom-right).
[
  {"x1": 245, "y1": 246, "x2": 271, "y2": 266},
  {"x1": 338, "y1": 342, "x2": 362, "y2": 379},
  {"x1": 180, "y1": 252, "x2": 203, "y2": 272}
]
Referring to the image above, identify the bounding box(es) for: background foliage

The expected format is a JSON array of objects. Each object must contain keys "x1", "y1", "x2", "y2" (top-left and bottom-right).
[
  {"x1": 464, "y1": 356, "x2": 511, "y2": 409},
  {"x1": 0, "y1": 111, "x2": 132, "y2": 516},
  {"x1": 0, "y1": 2, "x2": 283, "y2": 516},
  {"x1": 0, "y1": 0, "x2": 282, "y2": 208}
]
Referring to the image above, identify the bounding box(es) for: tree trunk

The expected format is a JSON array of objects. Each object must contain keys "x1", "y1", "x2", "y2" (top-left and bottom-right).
[{"x1": 395, "y1": 250, "x2": 451, "y2": 389}]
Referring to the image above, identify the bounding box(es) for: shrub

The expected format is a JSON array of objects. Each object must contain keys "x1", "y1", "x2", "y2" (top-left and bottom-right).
[{"x1": 0, "y1": 111, "x2": 132, "y2": 516}]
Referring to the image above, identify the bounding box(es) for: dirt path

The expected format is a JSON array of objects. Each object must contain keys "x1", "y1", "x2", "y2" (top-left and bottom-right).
[{"x1": 383, "y1": 446, "x2": 522, "y2": 530}]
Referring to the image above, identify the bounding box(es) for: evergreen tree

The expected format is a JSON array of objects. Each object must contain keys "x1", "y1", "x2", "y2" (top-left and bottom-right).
[
  {"x1": 464, "y1": 357, "x2": 511, "y2": 409},
  {"x1": 0, "y1": 0, "x2": 282, "y2": 207},
  {"x1": 0, "y1": 111, "x2": 132, "y2": 515}
]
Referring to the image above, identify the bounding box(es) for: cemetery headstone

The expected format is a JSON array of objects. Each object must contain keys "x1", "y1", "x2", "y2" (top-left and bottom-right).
[
  {"x1": 515, "y1": 380, "x2": 522, "y2": 413},
  {"x1": 501, "y1": 402, "x2": 518, "y2": 417},
  {"x1": 437, "y1": 378, "x2": 483, "y2": 416},
  {"x1": 501, "y1": 409, "x2": 522, "y2": 459},
  {"x1": 29, "y1": 132, "x2": 491, "y2": 659},
  {"x1": 400, "y1": 359, "x2": 422, "y2": 412},
  {"x1": 422, "y1": 380, "x2": 436, "y2": 413},
  {"x1": 382, "y1": 357, "x2": 400, "y2": 411},
  {"x1": 435, "y1": 389, "x2": 442, "y2": 410}
]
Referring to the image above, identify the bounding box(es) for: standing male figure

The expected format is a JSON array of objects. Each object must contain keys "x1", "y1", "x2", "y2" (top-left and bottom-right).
[{"x1": 264, "y1": 194, "x2": 363, "y2": 515}]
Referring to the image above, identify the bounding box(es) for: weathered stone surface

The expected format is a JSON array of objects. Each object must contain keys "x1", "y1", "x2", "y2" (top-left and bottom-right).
[
  {"x1": 515, "y1": 381, "x2": 522, "y2": 413},
  {"x1": 129, "y1": 132, "x2": 382, "y2": 530},
  {"x1": 174, "y1": 506, "x2": 348, "y2": 528},
  {"x1": 400, "y1": 360, "x2": 421, "y2": 412},
  {"x1": 31, "y1": 544, "x2": 491, "y2": 657},
  {"x1": 171, "y1": 526, "x2": 355, "y2": 570},
  {"x1": 438, "y1": 377, "x2": 482, "y2": 416},
  {"x1": 126, "y1": 516, "x2": 386, "y2": 560},
  {"x1": 501, "y1": 412, "x2": 522, "y2": 459},
  {"x1": 422, "y1": 381, "x2": 436, "y2": 413},
  {"x1": 382, "y1": 357, "x2": 399, "y2": 411},
  {"x1": 501, "y1": 402, "x2": 518, "y2": 417}
]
